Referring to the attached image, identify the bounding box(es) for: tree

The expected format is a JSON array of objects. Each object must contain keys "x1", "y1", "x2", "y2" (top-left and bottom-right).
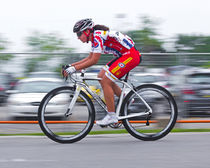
[
  {"x1": 126, "y1": 16, "x2": 165, "y2": 53},
  {"x1": 175, "y1": 34, "x2": 210, "y2": 53},
  {"x1": 0, "y1": 34, "x2": 13, "y2": 65},
  {"x1": 25, "y1": 31, "x2": 73, "y2": 73},
  {"x1": 175, "y1": 34, "x2": 210, "y2": 67}
]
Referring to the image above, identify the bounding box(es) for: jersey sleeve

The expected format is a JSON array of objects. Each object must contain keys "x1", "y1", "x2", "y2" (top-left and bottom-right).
[{"x1": 91, "y1": 34, "x2": 104, "y2": 53}]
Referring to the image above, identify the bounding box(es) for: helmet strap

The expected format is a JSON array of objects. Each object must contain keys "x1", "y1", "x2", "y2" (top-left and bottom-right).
[{"x1": 83, "y1": 30, "x2": 91, "y2": 43}]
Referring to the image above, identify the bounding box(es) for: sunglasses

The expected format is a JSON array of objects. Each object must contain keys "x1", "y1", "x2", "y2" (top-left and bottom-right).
[{"x1": 77, "y1": 31, "x2": 83, "y2": 37}]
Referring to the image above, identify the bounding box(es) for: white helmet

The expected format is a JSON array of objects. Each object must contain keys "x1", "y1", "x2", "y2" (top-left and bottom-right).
[{"x1": 73, "y1": 18, "x2": 94, "y2": 33}]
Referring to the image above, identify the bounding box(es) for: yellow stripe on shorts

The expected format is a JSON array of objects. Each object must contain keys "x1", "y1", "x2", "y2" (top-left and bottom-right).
[
  {"x1": 123, "y1": 57, "x2": 133, "y2": 64},
  {"x1": 111, "y1": 57, "x2": 133, "y2": 74},
  {"x1": 111, "y1": 66, "x2": 121, "y2": 73}
]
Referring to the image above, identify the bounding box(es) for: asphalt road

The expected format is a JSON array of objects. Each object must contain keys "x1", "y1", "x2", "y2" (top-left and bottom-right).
[{"x1": 0, "y1": 133, "x2": 210, "y2": 168}]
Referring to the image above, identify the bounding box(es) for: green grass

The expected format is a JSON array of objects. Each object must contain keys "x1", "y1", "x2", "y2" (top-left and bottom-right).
[
  {"x1": 1, "y1": 128, "x2": 210, "y2": 136},
  {"x1": 171, "y1": 128, "x2": 210, "y2": 133}
]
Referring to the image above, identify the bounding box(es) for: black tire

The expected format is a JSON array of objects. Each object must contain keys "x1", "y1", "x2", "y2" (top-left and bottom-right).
[
  {"x1": 38, "y1": 86, "x2": 95, "y2": 143},
  {"x1": 121, "y1": 84, "x2": 177, "y2": 141}
]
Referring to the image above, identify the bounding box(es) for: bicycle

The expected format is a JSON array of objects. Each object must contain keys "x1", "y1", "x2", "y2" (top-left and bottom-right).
[{"x1": 38, "y1": 70, "x2": 178, "y2": 143}]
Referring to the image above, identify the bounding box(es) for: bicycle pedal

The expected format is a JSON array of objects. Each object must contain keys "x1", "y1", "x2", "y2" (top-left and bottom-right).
[
  {"x1": 109, "y1": 123, "x2": 122, "y2": 129},
  {"x1": 99, "y1": 125, "x2": 108, "y2": 128}
]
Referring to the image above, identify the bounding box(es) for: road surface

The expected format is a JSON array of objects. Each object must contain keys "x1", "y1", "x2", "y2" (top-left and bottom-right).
[{"x1": 0, "y1": 133, "x2": 210, "y2": 168}]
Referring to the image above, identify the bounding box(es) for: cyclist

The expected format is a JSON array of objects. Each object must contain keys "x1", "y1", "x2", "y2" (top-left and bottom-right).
[{"x1": 63, "y1": 18, "x2": 141, "y2": 125}]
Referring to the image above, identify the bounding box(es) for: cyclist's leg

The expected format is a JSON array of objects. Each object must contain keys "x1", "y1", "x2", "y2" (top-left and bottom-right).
[
  {"x1": 96, "y1": 48, "x2": 141, "y2": 125},
  {"x1": 96, "y1": 70, "x2": 118, "y2": 125},
  {"x1": 98, "y1": 69, "x2": 121, "y2": 97},
  {"x1": 100, "y1": 75, "x2": 116, "y2": 112},
  {"x1": 99, "y1": 48, "x2": 140, "y2": 112}
]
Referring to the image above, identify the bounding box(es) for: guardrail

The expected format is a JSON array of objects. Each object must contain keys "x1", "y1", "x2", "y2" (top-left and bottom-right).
[
  {"x1": 0, "y1": 120, "x2": 210, "y2": 124},
  {"x1": 1, "y1": 52, "x2": 210, "y2": 68}
]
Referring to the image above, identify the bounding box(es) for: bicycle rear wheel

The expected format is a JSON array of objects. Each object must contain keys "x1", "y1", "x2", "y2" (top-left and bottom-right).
[
  {"x1": 121, "y1": 84, "x2": 177, "y2": 141},
  {"x1": 38, "y1": 86, "x2": 95, "y2": 143}
]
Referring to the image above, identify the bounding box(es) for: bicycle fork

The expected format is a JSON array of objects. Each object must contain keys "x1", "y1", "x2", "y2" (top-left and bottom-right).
[{"x1": 65, "y1": 85, "x2": 81, "y2": 117}]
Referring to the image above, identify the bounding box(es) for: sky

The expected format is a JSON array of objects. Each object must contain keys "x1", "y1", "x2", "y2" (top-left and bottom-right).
[{"x1": 0, "y1": 0, "x2": 210, "y2": 52}]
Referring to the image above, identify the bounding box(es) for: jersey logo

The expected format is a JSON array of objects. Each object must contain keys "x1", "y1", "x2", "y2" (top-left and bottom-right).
[
  {"x1": 118, "y1": 63, "x2": 125, "y2": 68},
  {"x1": 93, "y1": 39, "x2": 99, "y2": 48}
]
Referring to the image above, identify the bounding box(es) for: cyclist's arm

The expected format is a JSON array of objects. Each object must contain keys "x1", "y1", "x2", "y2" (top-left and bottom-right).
[
  {"x1": 71, "y1": 56, "x2": 90, "y2": 66},
  {"x1": 73, "y1": 52, "x2": 101, "y2": 70}
]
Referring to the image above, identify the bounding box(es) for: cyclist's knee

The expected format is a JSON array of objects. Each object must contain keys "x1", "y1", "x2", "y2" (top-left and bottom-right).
[
  {"x1": 98, "y1": 70, "x2": 107, "y2": 85},
  {"x1": 100, "y1": 75, "x2": 113, "y2": 86},
  {"x1": 98, "y1": 69, "x2": 105, "y2": 79}
]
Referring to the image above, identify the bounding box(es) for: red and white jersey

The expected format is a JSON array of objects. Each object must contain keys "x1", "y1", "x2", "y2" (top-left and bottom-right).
[{"x1": 91, "y1": 30, "x2": 135, "y2": 57}]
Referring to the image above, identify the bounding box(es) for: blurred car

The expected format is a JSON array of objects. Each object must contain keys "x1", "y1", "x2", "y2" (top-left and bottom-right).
[
  {"x1": 7, "y1": 78, "x2": 67, "y2": 119},
  {"x1": 165, "y1": 65, "x2": 194, "y2": 76},
  {"x1": 0, "y1": 73, "x2": 18, "y2": 105},
  {"x1": 130, "y1": 73, "x2": 169, "y2": 89},
  {"x1": 27, "y1": 71, "x2": 60, "y2": 79},
  {"x1": 169, "y1": 68, "x2": 210, "y2": 117},
  {"x1": 0, "y1": 81, "x2": 7, "y2": 105}
]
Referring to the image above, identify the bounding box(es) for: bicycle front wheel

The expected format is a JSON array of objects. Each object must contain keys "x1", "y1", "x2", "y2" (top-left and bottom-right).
[
  {"x1": 38, "y1": 86, "x2": 95, "y2": 143},
  {"x1": 121, "y1": 84, "x2": 177, "y2": 141}
]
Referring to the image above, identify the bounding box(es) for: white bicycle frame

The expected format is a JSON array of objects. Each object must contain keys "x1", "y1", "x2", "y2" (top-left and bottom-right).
[{"x1": 66, "y1": 72, "x2": 153, "y2": 120}]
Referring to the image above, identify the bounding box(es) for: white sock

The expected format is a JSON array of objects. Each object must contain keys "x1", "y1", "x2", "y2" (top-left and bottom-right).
[{"x1": 108, "y1": 112, "x2": 115, "y2": 116}]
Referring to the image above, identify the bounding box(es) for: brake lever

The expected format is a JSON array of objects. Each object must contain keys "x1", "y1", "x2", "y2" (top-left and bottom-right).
[
  {"x1": 61, "y1": 65, "x2": 68, "y2": 81},
  {"x1": 80, "y1": 69, "x2": 86, "y2": 77}
]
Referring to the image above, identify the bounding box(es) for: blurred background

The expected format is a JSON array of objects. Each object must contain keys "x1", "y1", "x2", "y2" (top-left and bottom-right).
[{"x1": 0, "y1": 0, "x2": 210, "y2": 133}]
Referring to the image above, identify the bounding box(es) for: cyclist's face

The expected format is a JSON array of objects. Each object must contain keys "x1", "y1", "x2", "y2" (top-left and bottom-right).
[{"x1": 78, "y1": 31, "x2": 88, "y2": 43}]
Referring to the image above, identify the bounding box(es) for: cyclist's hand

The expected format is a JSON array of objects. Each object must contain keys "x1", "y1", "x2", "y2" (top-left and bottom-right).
[
  {"x1": 61, "y1": 65, "x2": 70, "y2": 78},
  {"x1": 62, "y1": 64, "x2": 76, "y2": 77}
]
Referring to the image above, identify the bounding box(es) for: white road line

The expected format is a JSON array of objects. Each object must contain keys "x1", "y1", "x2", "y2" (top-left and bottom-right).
[{"x1": 0, "y1": 158, "x2": 56, "y2": 162}]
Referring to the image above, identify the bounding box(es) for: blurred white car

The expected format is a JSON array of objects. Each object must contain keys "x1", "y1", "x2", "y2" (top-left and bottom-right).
[
  {"x1": 7, "y1": 78, "x2": 67, "y2": 119},
  {"x1": 130, "y1": 73, "x2": 169, "y2": 88},
  {"x1": 27, "y1": 71, "x2": 60, "y2": 79},
  {"x1": 127, "y1": 72, "x2": 170, "y2": 100}
]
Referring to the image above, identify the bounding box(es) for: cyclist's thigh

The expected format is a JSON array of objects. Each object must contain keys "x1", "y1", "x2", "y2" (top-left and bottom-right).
[{"x1": 107, "y1": 50, "x2": 140, "y2": 79}]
